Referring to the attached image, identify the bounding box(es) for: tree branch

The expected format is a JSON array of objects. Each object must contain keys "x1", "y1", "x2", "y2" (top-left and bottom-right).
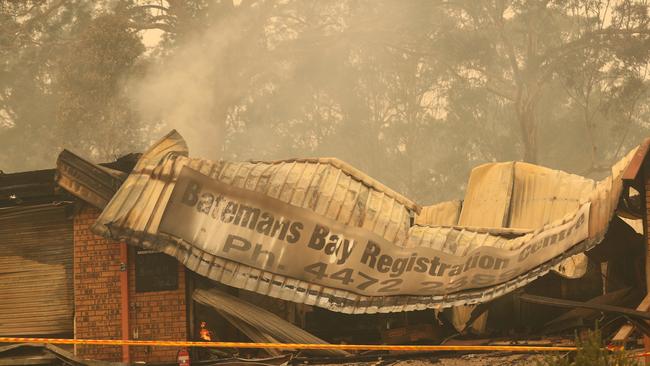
[
  {"x1": 18, "y1": 0, "x2": 66, "y2": 32},
  {"x1": 132, "y1": 4, "x2": 170, "y2": 13},
  {"x1": 540, "y1": 27, "x2": 650, "y2": 73},
  {"x1": 128, "y1": 22, "x2": 175, "y2": 32},
  {"x1": 494, "y1": 7, "x2": 522, "y2": 90}
]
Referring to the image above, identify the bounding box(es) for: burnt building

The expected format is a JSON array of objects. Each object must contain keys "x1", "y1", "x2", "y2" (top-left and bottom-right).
[
  {"x1": 0, "y1": 154, "x2": 187, "y2": 364},
  {"x1": 3, "y1": 133, "x2": 650, "y2": 364}
]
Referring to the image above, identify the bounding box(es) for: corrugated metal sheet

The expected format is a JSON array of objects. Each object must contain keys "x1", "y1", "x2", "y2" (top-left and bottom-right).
[
  {"x1": 90, "y1": 130, "x2": 188, "y2": 239},
  {"x1": 87, "y1": 131, "x2": 639, "y2": 314},
  {"x1": 0, "y1": 204, "x2": 73, "y2": 335},
  {"x1": 247, "y1": 157, "x2": 421, "y2": 214},
  {"x1": 420, "y1": 167, "x2": 594, "y2": 329},
  {"x1": 508, "y1": 163, "x2": 595, "y2": 229},
  {"x1": 415, "y1": 200, "x2": 462, "y2": 226},
  {"x1": 55, "y1": 150, "x2": 126, "y2": 209},
  {"x1": 193, "y1": 288, "x2": 350, "y2": 357},
  {"x1": 0, "y1": 169, "x2": 70, "y2": 208},
  {"x1": 0, "y1": 343, "x2": 122, "y2": 366},
  {"x1": 93, "y1": 133, "x2": 416, "y2": 248},
  {"x1": 459, "y1": 162, "x2": 514, "y2": 227},
  {"x1": 622, "y1": 137, "x2": 650, "y2": 182},
  {"x1": 620, "y1": 216, "x2": 643, "y2": 234},
  {"x1": 458, "y1": 162, "x2": 595, "y2": 230}
]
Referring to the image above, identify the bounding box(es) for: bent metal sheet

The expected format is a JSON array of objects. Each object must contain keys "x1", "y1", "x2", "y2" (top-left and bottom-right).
[{"x1": 159, "y1": 166, "x2": 590, "y2": 297}]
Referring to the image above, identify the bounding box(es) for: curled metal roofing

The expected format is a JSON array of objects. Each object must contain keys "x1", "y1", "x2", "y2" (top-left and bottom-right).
[{"x1": 80, "y1": 131, "x2": 638, "y2": 314}]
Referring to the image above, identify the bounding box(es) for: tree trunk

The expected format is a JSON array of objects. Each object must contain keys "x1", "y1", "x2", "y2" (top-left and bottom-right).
[{"x1": 518, "y1": 101, "x2": 538, "y2": 164}]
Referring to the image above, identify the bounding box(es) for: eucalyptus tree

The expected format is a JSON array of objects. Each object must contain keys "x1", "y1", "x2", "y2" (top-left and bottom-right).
[
  {"x1": 431, "y1": 0, "x2": 650, "y2": 167},
  {"x1": 0, "y1": 1, "x2": 149, "y2": 169}
]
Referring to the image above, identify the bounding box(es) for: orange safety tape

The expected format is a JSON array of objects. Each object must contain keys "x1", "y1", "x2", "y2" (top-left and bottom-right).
[
  {"x1": 0, "y1": 337, "x2": 576, "y2": 352},
  {"x1": 607, "y1": 344, "x2": 650, "y2": 358},
  {"x1": 628, "y1": 351, "x2": 650, "y2": 358}
]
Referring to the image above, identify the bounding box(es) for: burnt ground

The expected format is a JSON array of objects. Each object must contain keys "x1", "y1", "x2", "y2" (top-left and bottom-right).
[{"x1": 314, "y1": 352, "x2": 552, "y2": 366}]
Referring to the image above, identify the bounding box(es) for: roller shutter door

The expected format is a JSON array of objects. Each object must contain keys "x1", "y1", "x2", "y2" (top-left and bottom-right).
[{"x1": 0, "y1": 204, "x2": 73, "y2": 335}]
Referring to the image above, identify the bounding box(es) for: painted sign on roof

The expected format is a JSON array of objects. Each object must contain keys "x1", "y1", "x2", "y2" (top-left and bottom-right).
[
  {"x1": 87, "y1": 130, "x2": 636, "y2": 313},
  {"x1": 160, "y1": 165, "x2": 589, "y2": 298}
]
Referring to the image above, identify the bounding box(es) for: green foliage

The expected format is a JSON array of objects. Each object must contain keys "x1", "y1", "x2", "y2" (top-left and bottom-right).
[
  {"x1": 55, "y1": 13, "x2": 146, "y2": 159},
  {"x1": 0, "y1": 1, "x2": 148, "y2": 170},
  {"x1": 538, "y1": 328, "x2": 638, "y2": 366}
]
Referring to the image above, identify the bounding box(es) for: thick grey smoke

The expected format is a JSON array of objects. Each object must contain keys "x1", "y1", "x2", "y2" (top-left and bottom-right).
[{"x1": 129, "y1": 13, "x2": 256, "y2": 160}]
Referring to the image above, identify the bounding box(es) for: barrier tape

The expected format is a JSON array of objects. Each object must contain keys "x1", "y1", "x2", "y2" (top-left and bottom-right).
[
  {"x1": 605, "y1": 345, "x2": 650, "y2": 359},
  {"x1": 628, "y1": 351, "x2": 650, "y2": 358},
  {"x1": 0, "y1": 337, "x2": 576, "y2": 352}
]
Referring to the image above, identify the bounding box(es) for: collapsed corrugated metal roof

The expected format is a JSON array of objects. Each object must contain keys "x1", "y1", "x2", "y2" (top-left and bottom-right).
[
  {"x1": 56, "y1": 131, "x2": 641, "y2": 314},
  {"x1": 55, "y1": 149, "x2": 127, "y2": 210},
  {"x1": 413, "y1": 161, "x2": 612, "y2": 280},
  {"x1": 193, "y1": 288, "x2": 350, "y2": 357},
  {"x1": 0, "y1": 169, "x2": 69, "y2": 208},
  {"x1": 415, "y1": 200, "x2": 461, "y2": 227}
]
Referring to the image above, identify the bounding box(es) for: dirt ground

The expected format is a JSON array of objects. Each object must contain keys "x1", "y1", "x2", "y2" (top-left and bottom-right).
[
  {"x1": 405, "y1": 353, "x2": 548, "y2": 365},
  {"x1": 316, "y1": 352, "x2": 552, "y2": 366}
]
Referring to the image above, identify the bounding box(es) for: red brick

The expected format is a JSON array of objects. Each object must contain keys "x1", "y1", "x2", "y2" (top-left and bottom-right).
[{"x1": 74, "y1": 206, "x2": 187, "y2": 363}]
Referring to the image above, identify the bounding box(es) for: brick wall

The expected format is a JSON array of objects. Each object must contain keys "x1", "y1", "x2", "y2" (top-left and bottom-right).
[
  {"x1": 128, "y1": 256, "x2": 187, "y2": 363},
  {"x1": 645, "y1": 174, "x2": 650, "y2": 292},
  {"x1": 74, "y1": 206, "x2": 187, "y2": 362},
  {"x1": 74, "y1": 207, "x2": 122, "y2": 360}
]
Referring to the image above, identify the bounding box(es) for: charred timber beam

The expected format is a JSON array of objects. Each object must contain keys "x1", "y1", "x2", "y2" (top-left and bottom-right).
[{"x1": 518, "y1": 293, "x2": 650, "y2": 321}]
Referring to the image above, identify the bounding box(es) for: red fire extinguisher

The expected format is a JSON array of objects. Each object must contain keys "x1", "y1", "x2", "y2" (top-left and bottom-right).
[{"x1": 177, "y1": 347, "x2": 190, "y2": 366}]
